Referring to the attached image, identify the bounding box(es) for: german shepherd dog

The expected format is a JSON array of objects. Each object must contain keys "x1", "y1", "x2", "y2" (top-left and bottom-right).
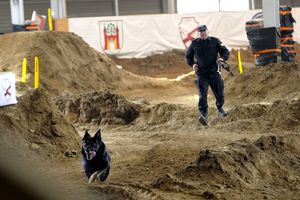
[{"x1": 82, "y1": 129, "x2": 110, "y2": 184}]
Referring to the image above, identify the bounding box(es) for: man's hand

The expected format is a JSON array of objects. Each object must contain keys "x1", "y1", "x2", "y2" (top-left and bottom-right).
[{"x1": 192, "y1": 63, "x2": 199, "y2": 72}]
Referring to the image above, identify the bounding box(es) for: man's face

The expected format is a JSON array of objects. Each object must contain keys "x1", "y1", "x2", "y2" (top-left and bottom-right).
[{"x1": 199, "y1": 30, "x2": 208, "y2": 39}]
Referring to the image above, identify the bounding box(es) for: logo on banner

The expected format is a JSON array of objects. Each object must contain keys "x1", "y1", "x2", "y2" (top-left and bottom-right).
[
  {"x1": 1, "y1": 79, "x2": 12, "y2": 102},
  {"x1": 178, "y1": 17, "x2": 200, "y2": 48},
  {"x1": 99, "y1": 20, "x2": 123, "y2": 55}
]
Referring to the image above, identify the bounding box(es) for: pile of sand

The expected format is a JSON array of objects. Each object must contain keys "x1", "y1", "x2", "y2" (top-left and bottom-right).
[
  {"x1": 111, "y1": 47, "x2": 255, "y2": 79},
  {"x1": 54, "y1": 90, "x2": 140, "y2": 125},
  {"x1": 153, "y1": 134, "x2": 300, "y2": 199},
  {"x1": 0, "y1": 32, "x2": 162, "y2": 96},
  {"x1": 0, "y1": 89, "x2": 80, "y2": 159},
  {"x1": 0, "y1": 89, "x2": 84, "y2": 200},
  {"x1": 49, "y1": 61, "x2": 300, "y2": 132},
  {"x1": 112, "y1": 61, "x2": 300, "y2": 131},
  {"x1": 122, "y1": 98, "x2": 299, "y2": 132},
  {"x1": 111, "y1": 50, "x2": 192, "y2": 78},
  {"x1": 224, "y1": 62, "x2": 300, "y2": 104},
  {"x1": 211, "y1": 98, "x2": 300, "y2": 132}
]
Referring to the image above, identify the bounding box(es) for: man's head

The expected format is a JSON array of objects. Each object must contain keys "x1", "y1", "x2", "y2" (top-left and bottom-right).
[{"x1": 199, "y1": 25, "x2": 209, "y2": 39}]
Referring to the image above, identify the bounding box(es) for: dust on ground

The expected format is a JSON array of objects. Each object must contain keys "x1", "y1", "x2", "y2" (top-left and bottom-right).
[{"x1": 0, "y1": 32, "x2": 300, "y2": 200}]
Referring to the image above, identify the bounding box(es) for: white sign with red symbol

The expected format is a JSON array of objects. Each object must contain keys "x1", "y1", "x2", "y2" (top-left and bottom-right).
[
  {"x1": 0, "y1": 72, "x2": 17, "y2": 107},
  {"x1": 99, "y1": 20, "x2": 123, "y2": 55},
  {"x1": 178, "y1": 17, "x2": 200, "y2": 48}
]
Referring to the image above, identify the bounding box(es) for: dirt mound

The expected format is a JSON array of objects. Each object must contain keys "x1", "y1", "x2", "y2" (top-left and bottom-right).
[
  {"x1": 112, "y1": 47, "x2": 257, "y2": 79},
  {"x1": 111, "y1": 50, "x2": 192, "y2": 78},
  {"x1": 154, "y1": 134, "x2": 300, "y2": 199},
  {"x1": 211, "y1": 98, "x2": 300, "y2": 132},
  {"x1": 0, "y1": 89, "x2": 80, "y2": 159},
  {"x1": 229, "y1": 47, "x2": 255, "y2": 63},
  {"x1": 89, "y1": 184, "x2": 164, "y2": 200},
  {"x1": 134, "y1": 103, "x2": 199, "y2": 131},
  {"x1": 224, "y1": 62, "x2": 300, "y2": 105},
  {"x1": 152, "y1": 173, "x2": 196, "y2": 192},
  {"x1": 55, "y1": 90, "x2": 140, "y2": 125},
  {"x1": 54, "y1": 91, "x2": 201, "y2": 131},
  {"x1": 0, "y1": 32, "x2": 161, "y2": 96},
  {"x1": 113, "y1": 97, "x2": 299, "y2": 132},
  {"x1": 0, "y1": 89, "x2": 85, "y2": 200},
  {"x1": 111, "y1": 102, "x2": 203, "y2": 132}
]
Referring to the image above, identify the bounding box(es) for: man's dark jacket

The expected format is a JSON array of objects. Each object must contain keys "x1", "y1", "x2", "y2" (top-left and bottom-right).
[{"x1": 186, "y1": 37, "x2": 230, "y2": 74}]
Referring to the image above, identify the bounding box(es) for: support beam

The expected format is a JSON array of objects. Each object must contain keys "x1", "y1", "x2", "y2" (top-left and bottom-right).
[
  {"x1": 251, "y1": 0, "x2": 255, "y2": 10},
  {"x1": 114, "y1": 0, "x2": 119, "y2": 16},
  {"x1": 263, "y1": 0, "x2": 280, "y2": 28},
  {"x1": 10, "y1": 0, "x2": 24, "y2": 25},
  {"x1": 167, "y1": 0, "x2": 176, "y2": 13},
  {"x1": 51, "y1": 0, "x2": 66, "y2": 19}
]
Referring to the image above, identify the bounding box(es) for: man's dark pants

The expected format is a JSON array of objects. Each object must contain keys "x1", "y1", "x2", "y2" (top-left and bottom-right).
[{"x1": 195, "y1": 72, "x2": 224, "y2": 115}]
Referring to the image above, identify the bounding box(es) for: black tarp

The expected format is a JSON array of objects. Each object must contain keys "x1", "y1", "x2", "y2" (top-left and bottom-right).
[
  {"x1": 246, "y1": 27, "x2": 281, "y2": 53},
  {"x1": 280, "y1": 6, "x2": 296, "y2": 61},
  {"x1": 280, "y1": 6, "x2": 296, "y2": 34},
  {"x1": 246, "y1": 27, "x2": 281, "y2": 66},
  {"x1": 246, "y1": 6, "x2": 296, "y2": 66}
]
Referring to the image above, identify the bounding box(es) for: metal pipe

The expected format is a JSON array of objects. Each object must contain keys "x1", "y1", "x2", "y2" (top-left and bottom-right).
[
  {"x1": 10, "y1": 0, "x2": 24, "y2": 25},
  {"x1": 251, "y1": 0, "x2": 255, "y2": 10},
  {"x1": 114, "y1": 0, "x2": 119, "y2": 16},
  {"x1": 263, "y1": 0, "x2": 280, "y2": 28},
  {"x1": 50, "y1": 0, "x2": 66, "y2": 18},
  {"x1": 167, "y1": 0, "x2": 175, "y2": 13}
]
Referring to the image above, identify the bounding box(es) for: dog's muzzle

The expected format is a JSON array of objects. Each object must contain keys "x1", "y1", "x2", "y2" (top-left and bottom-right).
[{"x1": 86, "y1": 150, "x2": 96, "y2": 160}]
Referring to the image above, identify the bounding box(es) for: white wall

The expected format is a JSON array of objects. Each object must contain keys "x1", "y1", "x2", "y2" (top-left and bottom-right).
[{"x1": 69, "y1": 8, "x2": 300, "y2": 58}]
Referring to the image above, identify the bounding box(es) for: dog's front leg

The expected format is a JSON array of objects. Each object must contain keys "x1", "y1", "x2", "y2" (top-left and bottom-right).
[{"x1": 88, "y1": 171, "x2": 99, "y2": 185}]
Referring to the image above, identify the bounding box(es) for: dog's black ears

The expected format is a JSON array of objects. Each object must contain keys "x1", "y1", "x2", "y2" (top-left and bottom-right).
[
  {"x1": 83, "y1": 130, "x2": 91, "y2": 140},
  {"x1": 94, "y1": 129, "x2": 101, "y2": 140}
]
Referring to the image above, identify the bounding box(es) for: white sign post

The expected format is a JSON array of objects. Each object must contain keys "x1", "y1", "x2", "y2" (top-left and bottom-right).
[{"x1": 0, "y1": 72, "x2": 17, "y2": 107}]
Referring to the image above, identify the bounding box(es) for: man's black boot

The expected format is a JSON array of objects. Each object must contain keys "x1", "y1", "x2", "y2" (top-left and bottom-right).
[
  {"x1": 217, "y1": 108, "x2": 228, "y2": 117},
  {"x1": 199, "y1": 112, "x2": 208, "y2": 126}
]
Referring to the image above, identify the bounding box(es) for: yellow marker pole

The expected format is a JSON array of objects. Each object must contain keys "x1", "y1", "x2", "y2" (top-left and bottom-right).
[
  {"x1": 48, "y1": 8, "x2": 53, "y2": 31},
  {"x1": 34, "y1": 56, "x2": 39, "y2": 90},
  {"x1": 238, "y1": 50, "x2": 243, "y2": 74},
  {"x1": 22, "y1": 58, "x2": 27, "y2": 83}
]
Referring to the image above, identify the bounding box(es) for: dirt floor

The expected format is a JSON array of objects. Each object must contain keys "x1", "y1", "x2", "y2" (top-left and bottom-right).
[{"x1": 0, "y1": 32, "x2": 300, "y2": 200}]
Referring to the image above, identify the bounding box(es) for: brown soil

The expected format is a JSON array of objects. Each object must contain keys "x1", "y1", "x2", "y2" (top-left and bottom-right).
[
  {"x1": 0, "y1": 32, "x2": 171, "y2": 96},
  {"x1": 54, "y1": 90, "x2": 140, "y2": 125},
  {"x1": 111, "y1": 50, "x2": 192, "y2": 79},
  {"x1": 0, "y1": 32, "x2": 300, "y2": 200}
]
